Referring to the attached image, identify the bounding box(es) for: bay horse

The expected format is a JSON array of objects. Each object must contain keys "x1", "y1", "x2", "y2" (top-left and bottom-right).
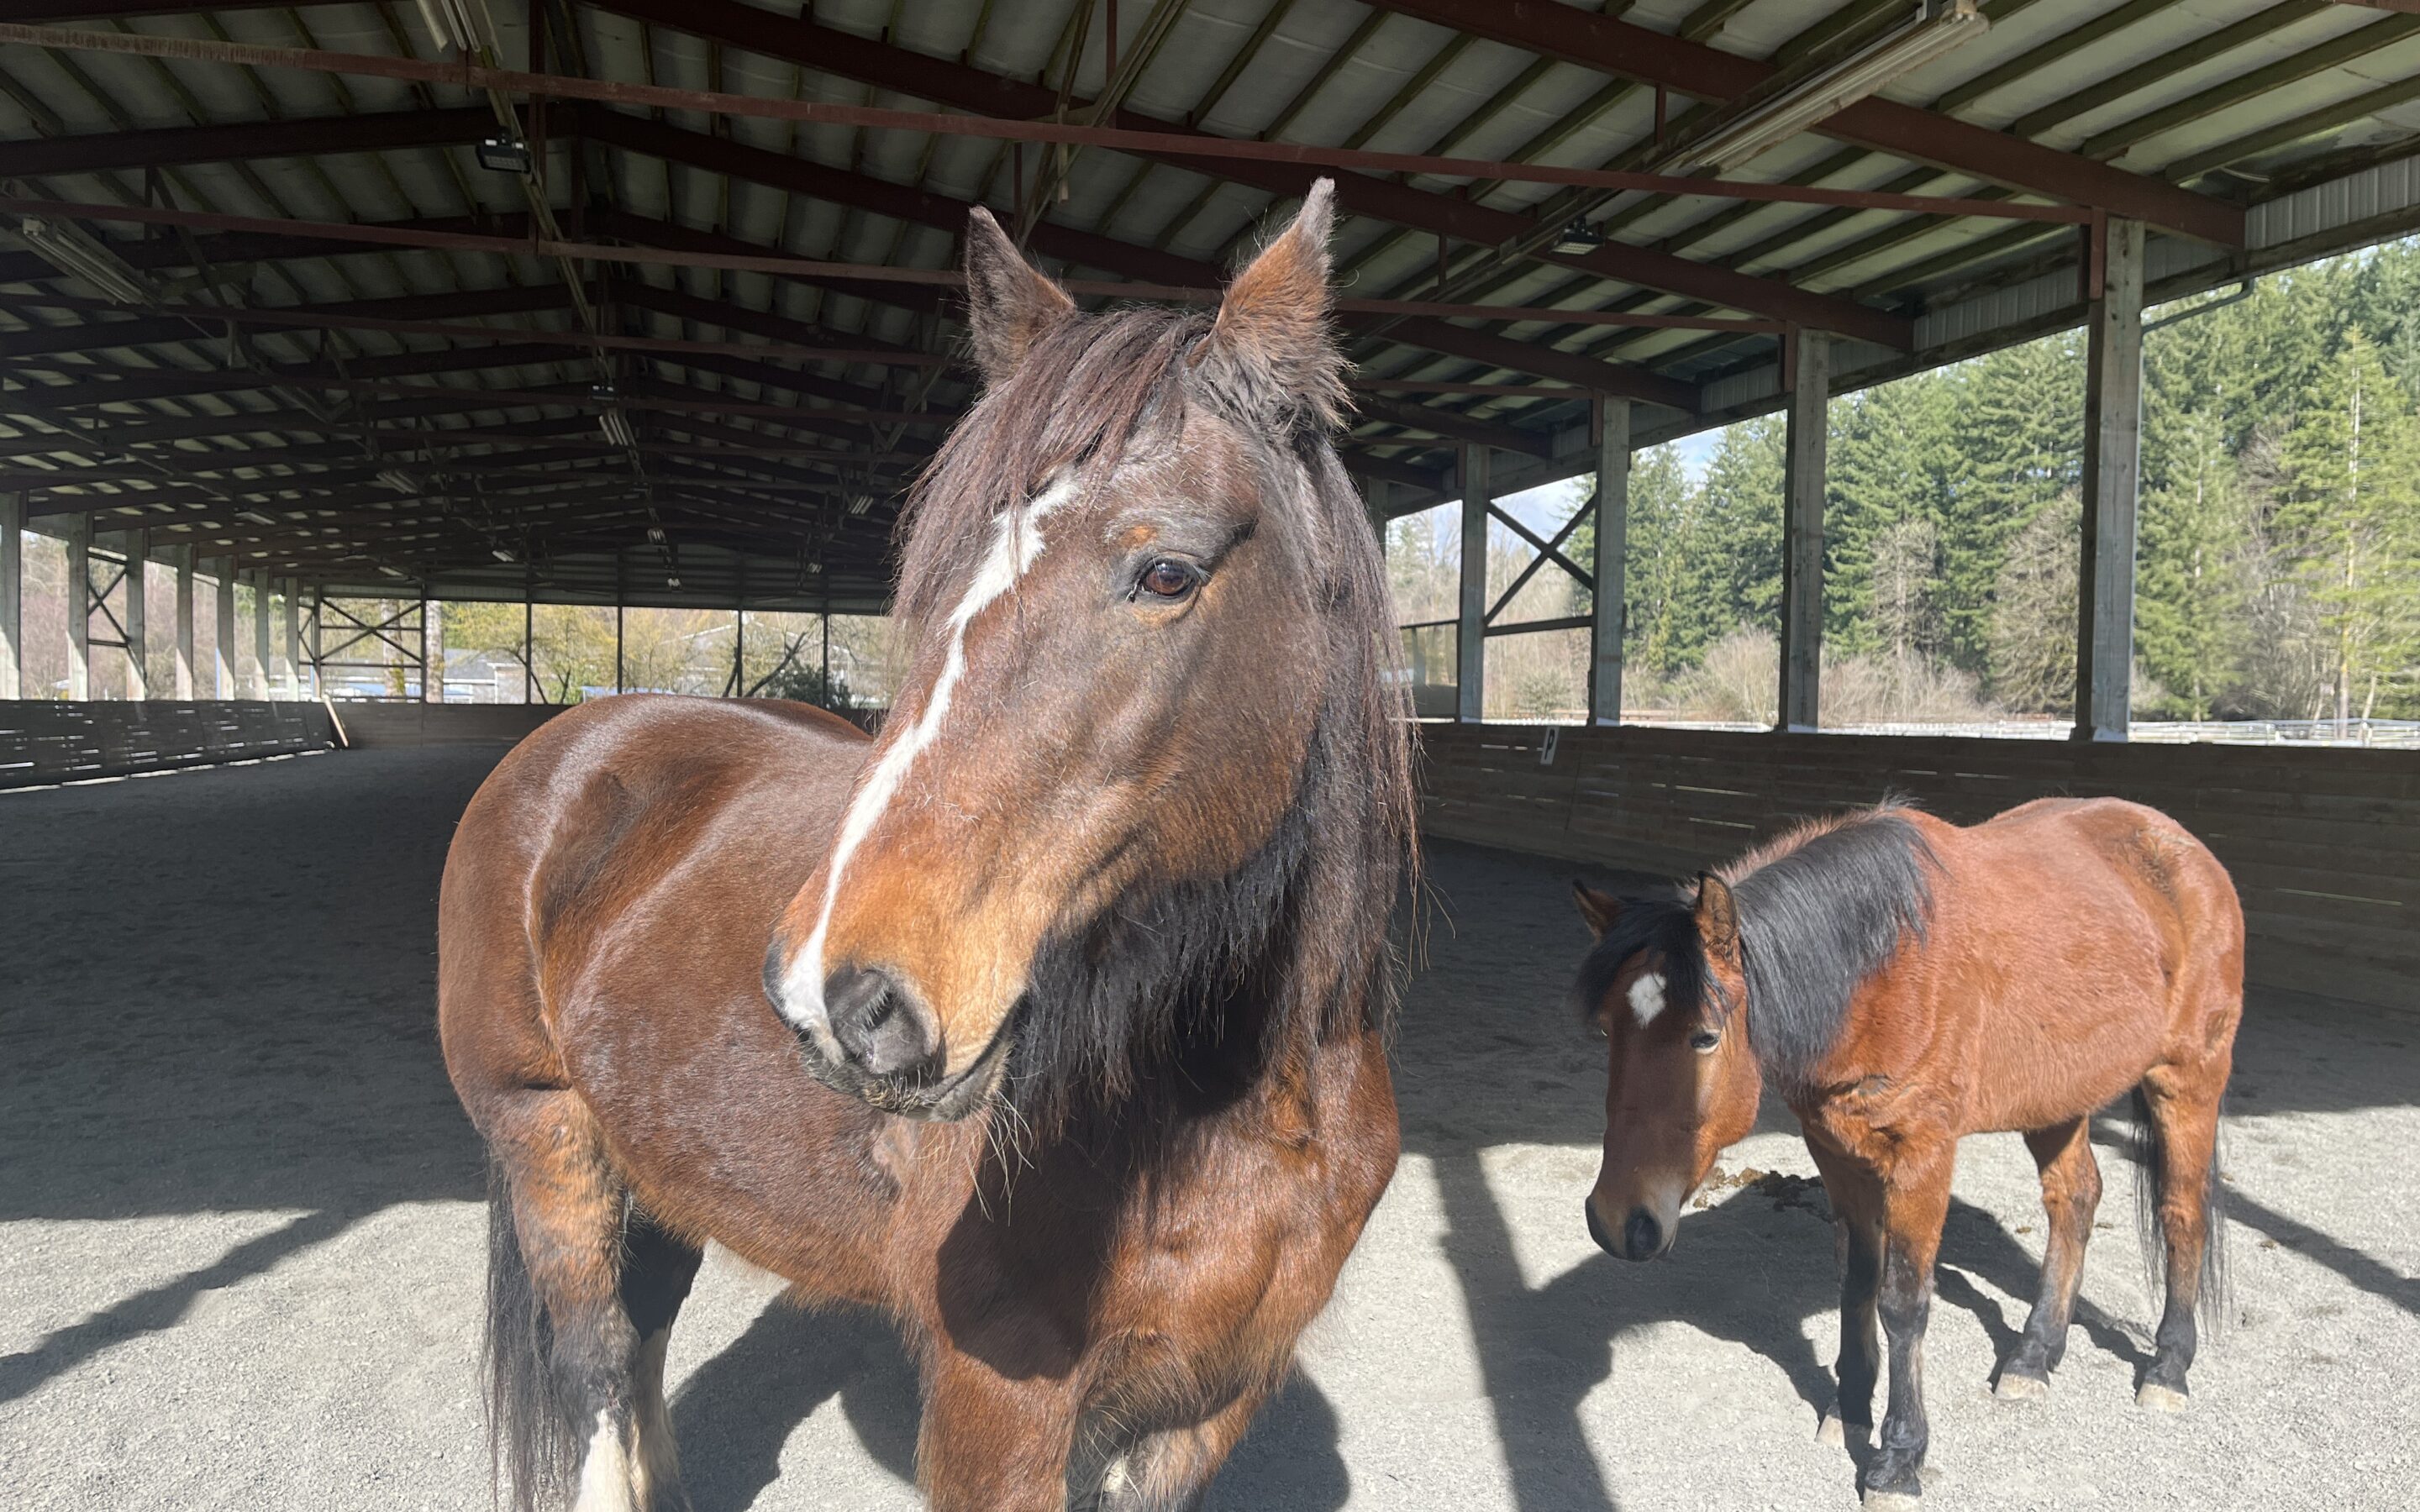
[
  {"x1": 1567, "y1": 798, "x2": 2240, "y2": 1507},
  {"x1": 438, "y1": 181, "x2": 1414, "y2": 1512}
]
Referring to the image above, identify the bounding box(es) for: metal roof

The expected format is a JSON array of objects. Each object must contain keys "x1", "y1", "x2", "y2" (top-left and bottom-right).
[{"x1": 2, "y1": 0, "x2": 2416, "y2": 610}]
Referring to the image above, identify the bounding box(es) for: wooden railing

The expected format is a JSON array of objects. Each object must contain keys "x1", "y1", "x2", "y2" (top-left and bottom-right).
[
  {"x1": 0, "y1": 700, "x2": 333, "y2": 789},
  {"x1": 1417, "y1": 722, "x2": 2417, "y2": 1013}
]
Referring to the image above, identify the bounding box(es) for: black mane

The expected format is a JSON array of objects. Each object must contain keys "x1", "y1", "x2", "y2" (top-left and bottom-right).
[
  {"x1": 1570, "y1": 806, "x2": 1939, "y2": 1086},
  {"x1": 1733, "y1": 808, "x2": 1939, "y2": 1084}
]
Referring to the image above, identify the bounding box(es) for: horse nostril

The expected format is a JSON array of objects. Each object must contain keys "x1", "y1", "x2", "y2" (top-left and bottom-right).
[
  {"x1": 1623, "y1": 1208, "x2": 1663, "y2": 1261},
  {"x1": 823, "y1": 966, "x2": 939, "y2": 1079}
]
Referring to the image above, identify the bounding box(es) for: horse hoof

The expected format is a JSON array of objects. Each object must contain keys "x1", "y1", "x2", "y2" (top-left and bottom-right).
[
  {"x1": 1818, "y1": 1415, "x2": 1844, "y2": 1446},
  {"x1": 2137, "y1": 1382, "x2": 2190, "y2": 1412},
  {"x1": 1863, "y1": 1490, "x2": 1923, "y2": 1510},
  {"x1": 1995, "y1": 1371, "x2": 2049, "y2": 1402}
]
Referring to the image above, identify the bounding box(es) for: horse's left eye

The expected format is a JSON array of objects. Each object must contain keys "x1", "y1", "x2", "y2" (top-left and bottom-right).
[
  {"x1": 1688, "y1": 1030, "x2": 1720, "y2": 1053},
  {"x1": 1138, "y1": 559, "x2": 1198, "y2": 599}
]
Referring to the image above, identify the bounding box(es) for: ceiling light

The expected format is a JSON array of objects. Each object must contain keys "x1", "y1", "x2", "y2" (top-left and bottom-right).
[
  {"x1": 645, "y1": 525, "x2": 666, "y2": 544},
  {"x1": 1551, "y1": 218, "x2": 1605, "y2": 255},
  {"x1": 377, "y1": 469, "x2": 416, "y2": 493},
  {"x1": 14, "y1": 215, "x2": 150, "y2": 304},
  {"x1": 847, "y1": 494, "x2": 875, "y2": 516},
  {"x1": 476, "y1": 134, "x2": 534, "y2": 176},
  {"x1": 599, "y1": 409, "x2": 639, "y2": 449},
  {"x1": 1648, "y1": 0, "x2": 1986, "y2": 177},
  {"x1": 377, "y1": 564, "x2": 409, "y2": 580},
  {"x1": 492, "y1": 547, "x2": 517, "y2": 564},
  {"x1": 666, "y1": 575, "x2": 681, "y2": 589}
]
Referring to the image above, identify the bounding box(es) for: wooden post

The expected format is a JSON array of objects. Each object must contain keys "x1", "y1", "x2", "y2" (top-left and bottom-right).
[
  {"x1": 65, "y1": 514, "x2": 90, "y2": 700},
  {"x1": 1589, "y1": 399, "x2": 1631, "y2": 726},
  {"x1": 2075, "y1": 218, "x2": 2145, "y2": 743},
  {"x1": 0, "y1": 491, "x2": 21, "y2": 700},
  {"x1": 1779, "y1": 332, "x2": 1829, "y2": 732},
  {"x1": 174, "y1": 547, "x2": 196, "y2": 698},
  {"x1": 523, "y1": 590, "x2": 534, "y2": 705},
  {"x1": 123, "y1": 532, "x2": 147, "y2": 699},
  {"x1": 251, "y1": 569, "x2": 273, "y2": 699},
  {"x1": 213, "y1": 562, "x2": 236, "y2": 699},
  {"x1": 281, "y1": 576, "x2": 302, "y2": 697},
  {"x1": 1456, "y1": 444, "x2": 1489, "y2": 723}
]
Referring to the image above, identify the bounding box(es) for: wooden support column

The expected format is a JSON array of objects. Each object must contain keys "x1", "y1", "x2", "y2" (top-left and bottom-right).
[
  {"x1": 213, "y1": 562, "x2": 236, "y2": 699},
  {"x1": 423, "y1": 591, "x2": 444, "y2": 704},
  {"x1": 522, "y1": 591, "x2": 534, "y2": 705},
  {"x1": 64, "y1": 514, "x2": 90, "y2": 700},
  {"x1": 123, "y1": 532, "x2": 147, "y2": 700},
  {"x1": 1778, "y1": 332, "x2": 1829, "y2": 732},
  {"x1": 250, "y1": 570, "x2": 273, "y2": 699},
  {"x1": 174, "y1": 548, "x2": 196, "y2": 698},
  {"x1": 1456, "y1": 444, "x2": 1489, "y2": 724},
  {"x1": 0, "y1": 491, "x2": 22, "y2": 700},
  {"x1": 281, "y1": 577, "x2": 302, "y2": 697},
  {"x1": 1589, "y1": 399, "x2": 1631, "y2": 726},
  {"x1": 2075, "y1": 218, "x2": 2146, "y2": 743}
]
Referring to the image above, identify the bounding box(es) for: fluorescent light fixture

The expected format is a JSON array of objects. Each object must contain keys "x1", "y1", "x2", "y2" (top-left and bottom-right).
[
  {"x1": 15, "y1": 215, "x2": 150, "y2": 304},
  {"x1": 645, "y1": 525, "x2": 666, "y2": 544},
  {"x1": 666, "y1": 574, "x2": 682, "y2": 590},
  {"x1": 377, "y1": 468, "x2": 416, "y2": 493},
  {"x1": 492, "y1": 547, "x2": 517, "y2": 564},
  {"x1": 377, "y1": 564, "x2": 409, "y2": 580},
  {"x1": 599, "y1": 409, "x2": 639, "y2": 449},
  {"x1": 476, "y1": 134, "x2": 534, "y2": 176},
  {"x1": 1551, "y1": 218, "x2": 1605, "y2": 255},
  {"x1": 1649, "y1": 0, "x2": 1986, "y2": 177},
  {"x1": 847, "y1": 494, "x2": 876, "y2": 516}
]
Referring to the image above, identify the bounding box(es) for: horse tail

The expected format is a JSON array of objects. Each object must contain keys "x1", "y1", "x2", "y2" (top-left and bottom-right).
[
  {"x1": 2127, "y1": 1085, "x2": 2230, "y2": 1336},
  {"x1": 483, "y1": 1158, "x2": 577, "y2": 1512}
]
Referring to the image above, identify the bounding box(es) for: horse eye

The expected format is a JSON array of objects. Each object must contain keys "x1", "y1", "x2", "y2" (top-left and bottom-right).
[
  {"x1": 1688, "y1": 1029, "x2": 1720, "y2": 1053},
  {"x1": 1138, "y1": 559, "x2": 1198, "y2": 599}
]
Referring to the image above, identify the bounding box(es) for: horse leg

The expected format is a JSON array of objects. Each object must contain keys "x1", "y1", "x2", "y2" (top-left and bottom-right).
[
  {"x1": 2136, "y1": 1059, "x2": 2228, "y2": 1411},
  {"x1": 1805, "y1": 1134, "x2": 1885, "y2": 1449},
  {"x1": 918, "y1": 1348, "x2": 1084, "y2": 1512},
  {"x1": 1865, "y1": 1152, "x2": 1954, "y2": 1509},
  {"x1": 486, "y1": 1092, "x2": 701, "y2": 1512},
  {"x1": 1995, "y1": 1117, "x2": 2101, "y2": 1400},
  {"x1": 1092, "y1": 1374, "x2": 1285, "y2": 1512}
]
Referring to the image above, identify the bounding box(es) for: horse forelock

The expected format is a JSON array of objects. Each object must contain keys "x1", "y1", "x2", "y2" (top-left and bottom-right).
[
  {"x1": 875, "y1": 303, "x2": 1412, "y2": 1132},
  {"x1": 1727, "y1": 805, "x2": 1939, "y2": 1085}
]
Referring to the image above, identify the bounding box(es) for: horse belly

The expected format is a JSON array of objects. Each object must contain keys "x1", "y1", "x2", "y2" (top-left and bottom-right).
[{"x1": 1965, "y1": 982, "x2": 2166, "y2": 1134}]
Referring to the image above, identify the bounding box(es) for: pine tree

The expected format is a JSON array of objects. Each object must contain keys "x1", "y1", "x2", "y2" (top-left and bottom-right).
[{"x1": 1944, "y1": 335, "x2": 2082, "y2": 676}]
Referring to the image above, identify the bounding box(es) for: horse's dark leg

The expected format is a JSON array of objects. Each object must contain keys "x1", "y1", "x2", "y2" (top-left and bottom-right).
[
  {"x1": 1805, "y1": 1133, "x2": 1885, "y2": 1449},
  {"x1": 2137, "y1": 1060, "x2": 2228, "y2": 1410},
  {"x1": 488, "y1": 1091, "x2": 699, "y2": 1512},
  {"x1": 1865, "y1": 1152, "x2": 1954, "y2": 1509},
  {"x1": 918, "y1": 1347, "x2": 1083, "y2": 1512},
  {"x1": 1996, "y1": 1117, "x2": 2101, "y2": 1400}
]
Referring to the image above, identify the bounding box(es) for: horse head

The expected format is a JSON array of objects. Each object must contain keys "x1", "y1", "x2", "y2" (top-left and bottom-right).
[
  {"x1": 766, "y1": 180, "x2": 1407, "y2": 1122},
  {"x1": 1568, "y1": 876, "x2": 1763, "y2": 1260}
]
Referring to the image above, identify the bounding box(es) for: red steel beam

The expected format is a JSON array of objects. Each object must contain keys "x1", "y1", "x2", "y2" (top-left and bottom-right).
[
  {"x1": 1361, "y1": 0, "x2": 2244, "y2": 248},
  {"x1": 587, "y1": 0, "x2": 1905, "y2": 346}
]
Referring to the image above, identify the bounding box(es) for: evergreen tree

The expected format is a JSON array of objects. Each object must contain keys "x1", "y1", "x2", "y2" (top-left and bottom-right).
[{"x1": 1944, "y1": 334, "x2": 2081, "y2": 677}]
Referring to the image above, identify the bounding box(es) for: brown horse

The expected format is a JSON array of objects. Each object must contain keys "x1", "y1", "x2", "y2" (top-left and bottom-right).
[
  {"x1": 1568, "y1": 798, "x2": 2240, "y2": 1507},
  {"x1": 438, "y1": 181, "x2": 1414, "y2": 1512}
]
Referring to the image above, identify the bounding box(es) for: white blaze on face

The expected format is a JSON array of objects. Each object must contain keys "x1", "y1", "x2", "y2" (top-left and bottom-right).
[
  {"x1": 776, "y1": 471, "x2": 1080, "y2": 1041},
  {"x1": 1627, "y1": 971, "x2": 1668, "y2": 1028}
]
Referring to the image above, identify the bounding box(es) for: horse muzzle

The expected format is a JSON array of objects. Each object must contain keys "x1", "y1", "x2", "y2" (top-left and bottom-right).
[{"x1": 765, "y1": 946, "x2": 1012, "y2": 1121}]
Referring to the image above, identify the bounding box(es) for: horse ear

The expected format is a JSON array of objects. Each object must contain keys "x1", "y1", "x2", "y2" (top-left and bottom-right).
[
  {"x1": 1571, "y1": 881, "x2": 1623, "y2": 940},
  {"x1": 1694, "y1": 874, "x2": 1741, "y2": 964},
  {"x1": 1203, "y1": 178, "x2": 1346, "y2": 425},
  {"x1": 963, "y1": 206, "x2": 1075, "y2": 386}
]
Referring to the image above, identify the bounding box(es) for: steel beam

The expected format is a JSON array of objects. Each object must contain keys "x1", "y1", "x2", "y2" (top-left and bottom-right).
[
  {"x1": 212, "y1": 561, "x2": 234, "y2": 699},
  {"x1": 250, "y1": 568, "x2": 272, "y2": 699},
  {"x1": 1363, "y1": 0, "x2": 2243, "y2": 248},
  {"x1": 173, "y1": 545, "x2": 193, "y2": 697},
  {"x1": 1457, "y1": 445, "x2": 1489, "y2": 724},
  {"x1": 1589, "y1": 401, "x2": 1629, "y2": 726},
  {"x1": 2076, "y1": 218, "x2": 2145, "y2": 742},
  {"x1": 1780, "y1": 333, "x2": 1829, "y2": 732},
  {"x1": 64, "y1": 512, "x2": 88, "y2": 700},
  {"x1": 122, "y1": 529, "x2": 145, "y2": 698},
  {"x1": 0, "y1": 490, "x2": 19, "y2": 698}
]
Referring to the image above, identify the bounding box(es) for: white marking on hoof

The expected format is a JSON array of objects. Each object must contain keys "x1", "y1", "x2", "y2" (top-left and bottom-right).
[
  {"x1": 1863, "y1": 1490, "x2": 1923, "y2": 1511},
  {"x1": 571, "y1": 1408, "x2": 638, "y2": 1512},
  {"x1": 1817, "y1": 1414, "x2": 1846, "y2": 1446},
  {"x1": 2137, "y1": 1382, "x2": 2191, "y2": 1412},
  {"x1": 1995, "y1": 1372, "x2": 2049, "y2": 1402},
  {"x1": 1627, "y1": 971, "x2": 1667, "y2": 1026}
]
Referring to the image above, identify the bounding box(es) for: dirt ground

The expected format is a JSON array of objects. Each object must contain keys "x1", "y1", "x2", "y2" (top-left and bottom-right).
[{"x1": 3, "y1": 743, "x2": 2415, "y2": 1510}]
